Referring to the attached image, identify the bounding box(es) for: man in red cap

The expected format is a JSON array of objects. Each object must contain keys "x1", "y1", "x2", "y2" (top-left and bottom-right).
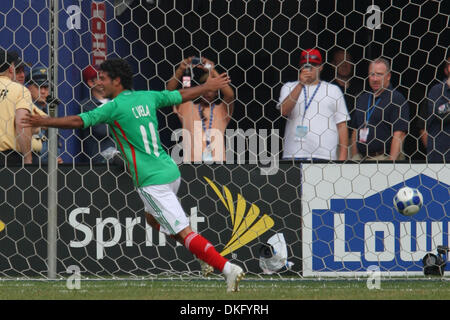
[
  {"x1": 80, "y1": 65, "x2": 120, "y2": 164},
  {"x1": 277, "y1": 48, "x2": 350, "y2": 161}
]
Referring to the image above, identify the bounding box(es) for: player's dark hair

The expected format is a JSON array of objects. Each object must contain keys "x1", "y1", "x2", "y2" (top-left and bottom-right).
[{"x1": 100, "y1": 58, "x2": 133, "y2": 90}]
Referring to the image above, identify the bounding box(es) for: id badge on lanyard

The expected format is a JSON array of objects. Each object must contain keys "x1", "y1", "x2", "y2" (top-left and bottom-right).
[
  {"x1": 295, "y1": 125, "x2": 308, "y2": 141},
  {"x1": 359, "y1": 128, "x2": 369, "y2": 143},
  {"x1": 359, "y1": 95, "x2": 381, "y2": 143},
  {"x1": 295, "y1": 82, "x2": 321, "y2": 141},
  {"x1": 198, "y1": 103, "x2": 215, "y2": 162},
  {"x1": 202, "y1": 147, "x2": 213, "y2": 162}
]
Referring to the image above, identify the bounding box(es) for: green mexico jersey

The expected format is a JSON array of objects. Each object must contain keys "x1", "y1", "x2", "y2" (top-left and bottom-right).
[{"x1": 79, "y1": 90, "x2": 182, "y2": 187}]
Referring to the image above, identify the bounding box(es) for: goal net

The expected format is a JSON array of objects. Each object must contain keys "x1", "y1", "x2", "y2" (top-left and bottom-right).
[{"x1": 0, "y1": 0, "x2": 448, "y2": 280}]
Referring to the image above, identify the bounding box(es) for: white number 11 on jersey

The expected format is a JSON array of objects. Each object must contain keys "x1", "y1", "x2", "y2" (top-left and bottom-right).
[{"x1": 140, "y1": 122, "x2": 160, "y2": 157}]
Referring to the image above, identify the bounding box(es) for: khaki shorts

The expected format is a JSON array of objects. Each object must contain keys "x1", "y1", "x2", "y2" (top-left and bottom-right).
[{"x1": 351, "y1": 153, "x2": 405, "y2": 161}]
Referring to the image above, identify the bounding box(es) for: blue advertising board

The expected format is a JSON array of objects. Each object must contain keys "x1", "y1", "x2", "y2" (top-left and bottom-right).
[{"x1": 302, "y1": 164, "x2": 450, "y2": 276}]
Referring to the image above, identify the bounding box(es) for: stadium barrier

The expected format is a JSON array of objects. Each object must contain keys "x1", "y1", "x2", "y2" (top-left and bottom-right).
[
  {"x1": 0, "y1": 163, "x2": 448, "y2": 278},
  {"x1": 0, "y1": 1, "x2": 448, "y2": 281},
  {"x1": 0, "y1": 163, "x2": 302, "y2": 278}
]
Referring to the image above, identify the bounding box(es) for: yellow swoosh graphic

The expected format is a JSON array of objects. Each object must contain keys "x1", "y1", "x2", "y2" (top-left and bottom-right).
[
  {"x1": 221, "y1": 215, "x2": 274, "y2": 256},
  {"x1": 233, "y1": 193, "x2": 246, "y2": 235},
  {"x1": 224, "y1": 186, "x2": 234, "y2": 225},
  {"x1": 204, "y1": 177, "x2": 274, "y2": 257},
  {"x1": 204, "y1": 177, "x2": 229, "y2": 211},
  {"x1": 0, "y1": 220, "x2": 5, "y2": 232},
  {"x1": 232, "y1": 203, "x2": 260, "y2": 240}
]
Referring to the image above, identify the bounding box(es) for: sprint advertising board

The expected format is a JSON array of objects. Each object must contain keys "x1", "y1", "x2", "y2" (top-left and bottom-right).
[
  {"x1": 302, "y1": 163, "x2": 450, "y2": 276},
  {"x1": 0, "y1": 164, "x2": 301, "y2": 276}
]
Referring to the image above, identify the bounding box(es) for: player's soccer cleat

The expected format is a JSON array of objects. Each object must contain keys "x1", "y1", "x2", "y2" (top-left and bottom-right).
[
  {"x1": 225, "y1": 264, "x2": 245, "y2": 292},
  {"x1": 199, "y1": 259, "x2": 214, "y2": 277}
]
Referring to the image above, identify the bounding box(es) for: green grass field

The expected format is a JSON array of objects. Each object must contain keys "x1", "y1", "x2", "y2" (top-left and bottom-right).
[{"x1": 0, "y1": 278, "x2": 449, "y2": 300}]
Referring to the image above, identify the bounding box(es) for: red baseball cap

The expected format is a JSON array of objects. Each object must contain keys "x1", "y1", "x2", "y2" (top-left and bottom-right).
[
  {"x1": 82, "y1": 65, "x2": 99, "y2": 83},
  {"x1": 299, "y1": 49, "x2": 322, "y2": 66}
]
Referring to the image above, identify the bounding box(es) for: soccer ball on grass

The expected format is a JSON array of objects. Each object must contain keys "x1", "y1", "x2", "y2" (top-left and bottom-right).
[{"x1": 393, "y1": 186, "x2": 423, "y2": 216}]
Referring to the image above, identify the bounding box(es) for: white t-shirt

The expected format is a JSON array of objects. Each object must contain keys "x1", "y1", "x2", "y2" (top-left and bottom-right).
[{"x1": 277, "y1": 81, "x2": 350, "y2": 160}]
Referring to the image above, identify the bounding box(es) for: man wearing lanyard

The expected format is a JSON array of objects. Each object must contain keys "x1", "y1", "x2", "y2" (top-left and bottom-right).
[
  {"x1": 167, "y1": 57, "x2": 234, "y2": 162},
  {"x1": 350, "y1": 58, "x2": 410, "y2": 161},
  {"x1": 278, "y1": 48, "x2": 350, "y2": 161}
]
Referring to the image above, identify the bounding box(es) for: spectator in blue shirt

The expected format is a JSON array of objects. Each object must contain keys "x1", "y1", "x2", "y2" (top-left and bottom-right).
[
  {"x1": 350, "y1": 58, "x2": 410, "y2": 161},
  {"x1": 26, "y1": 66, "x2": 64, "y2": 164},
  {"x1": 424, "y1": 55, "x2": 449, "y2": 163},
  {"x1": 80, "y1": 65, "x2": 121, "y2": 164}
]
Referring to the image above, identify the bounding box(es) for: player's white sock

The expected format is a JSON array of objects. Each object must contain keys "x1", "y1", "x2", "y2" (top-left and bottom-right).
[{"x1": 222, "y1": 261, "x2": 232, "y2": 276}]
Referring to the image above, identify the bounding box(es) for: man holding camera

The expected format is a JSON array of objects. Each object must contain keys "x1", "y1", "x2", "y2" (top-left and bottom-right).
[
  {"x1": 167, "y1": 56, "x2": 234, "y2": 162},
  {"x1": 278, "y1": 48, "x2": 349, "y2": 161}
]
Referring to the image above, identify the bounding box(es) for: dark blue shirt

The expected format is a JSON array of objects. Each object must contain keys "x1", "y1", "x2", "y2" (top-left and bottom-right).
[
  {"x1": 350, "y1": 85, "x2": 410, "y2": 155},
  {"x1": 426, "y1": 80, "x2": 450, "y2": 162},
  {"x1": 80, "y1": 97, "x2": 116, "y2": 164},
  {"x1": 31, "y1": 103, "x2": 64, "y2": 164}
]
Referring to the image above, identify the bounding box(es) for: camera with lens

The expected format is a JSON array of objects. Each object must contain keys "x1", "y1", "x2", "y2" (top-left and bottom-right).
[
  {"x1": 191, "y1": 56, "x2": 202, "y2": 65},
  {"x1": 300, "y1": 63, "x2": 313, "y2": 70},
  {"x1": 46, "y1": 96, "x2": 61, "y2": 105},
  {"x1": 422, "y1": 245, "x2": 449, "y2": 276}
]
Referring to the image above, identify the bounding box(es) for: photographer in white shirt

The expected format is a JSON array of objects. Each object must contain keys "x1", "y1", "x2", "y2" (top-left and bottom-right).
[{"x1": 278, "y1": 48, "x2": 349, "y2": 161}]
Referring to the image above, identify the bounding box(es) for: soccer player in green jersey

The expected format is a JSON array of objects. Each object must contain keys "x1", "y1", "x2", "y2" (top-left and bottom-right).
[{"x1": 22, "y1": 58, "x2": 244, "y2": 292}]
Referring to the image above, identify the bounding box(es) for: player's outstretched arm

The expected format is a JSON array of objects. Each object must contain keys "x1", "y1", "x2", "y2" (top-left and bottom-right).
[
  {"x1": 15, "y1": 109, "x2": 33, "y2": 164},
  {"x1": 21, "y1": 114, "x2": 84, "y2": 129},
  {"x1": 178, "y1": 72, "x2": 230, "y2": 103}
]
